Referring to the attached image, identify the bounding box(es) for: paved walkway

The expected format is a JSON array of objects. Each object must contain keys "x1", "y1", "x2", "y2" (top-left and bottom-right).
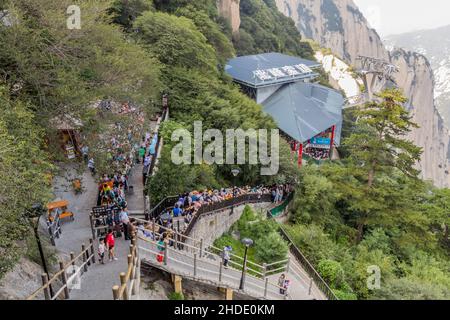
[
  {"x1": 138, "y1": 235, "x2": 323, "y2": 300},
  {"x1": 50, "y1": 119, "x2": 159, "y2": 300},
  {"x1": 52, "y1": 164, "x2": 140, "y2": 300}
]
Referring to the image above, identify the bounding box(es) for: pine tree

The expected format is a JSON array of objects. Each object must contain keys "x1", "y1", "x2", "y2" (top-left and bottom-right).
[{"x1": 343, "y1": 88, "x2": 423, "y2": 241}]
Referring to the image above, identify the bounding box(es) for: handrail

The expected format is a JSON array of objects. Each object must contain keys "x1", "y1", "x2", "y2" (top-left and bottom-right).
[
  {"x1": 137, "y1": 236, "x2": 290, "y2": 299},
  {"x1": 27, "y1": 239, "x2": 96, "y2": 300},
  {"x1": 112, "y1": 237, "x2": 140, "y2": 300},
  {"x1": 276, "y1": 224, "x2": 338, "y2": 300}
]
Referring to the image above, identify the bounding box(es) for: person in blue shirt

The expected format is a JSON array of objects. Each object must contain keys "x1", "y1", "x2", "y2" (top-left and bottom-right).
[{"x1": 172, "y1": 204, "x2": 182, "y2": 217}]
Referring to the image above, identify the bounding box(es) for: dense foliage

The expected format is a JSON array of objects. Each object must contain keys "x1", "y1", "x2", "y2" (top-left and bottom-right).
[
  {"x1": 237, "y1": 0, "x2": 315, "y2": 59},
  {"x1": 286, "y1": 90, "x2": 450, "y2": 299},
  {"x1": 0, "y1": 0, "x2": 161, "y2": 276},
  {"x1": 214, "y1": 206, "x2": 288, "y2": 266}
]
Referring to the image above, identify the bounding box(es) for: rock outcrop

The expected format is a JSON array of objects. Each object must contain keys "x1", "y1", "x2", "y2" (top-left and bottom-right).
[
  {"x1": 274, "y1": 0, "x2": 389, "y2": 63},
  {"x1": 391, "y1": 49, "x2": 450, "y2": 186},
  {"x1": 274, "y1": 0, "x2": 450, "y2": 187},
  {"x1": 217, "y1": 0, "x2": 241, "y2": 35}
]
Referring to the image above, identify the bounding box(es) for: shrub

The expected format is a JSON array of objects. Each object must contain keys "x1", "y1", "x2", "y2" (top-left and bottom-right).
[
  {"x1": 317, "y1": 259, "x2": 346, "y2": 289},
  {"x1": 168, "y1": 292, "x2": 184, "y2": 300}
]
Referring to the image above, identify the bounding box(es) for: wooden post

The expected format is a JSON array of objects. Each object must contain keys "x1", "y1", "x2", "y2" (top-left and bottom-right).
[
  {"x1": 193, "y1": 254, "x2": 197, "y2": 277},
  {"x1": 135, "y1": 255, "x2": 141, "y2": 297},
  {"x1": 89, "y1": 239, "x2": 96, "y2": 264},
  {"x1": 89, "y1": 213, "x2": 96, "y2": 239},
  {"x1": 264, "y1": 278, "x2": 269, "y2": 299},
  {"x1": 219, "y1": 259, "x2": 223, "y2": 283},
  {"x1": 225, "y1": 288, "x2": 233, "y2": 300},
  {"x1": 173, "y1": 275, "x2": 182, "y2": 294},
  {"x1": 120, "y1": 272, "x2": 128, "y2": 300},
  {"x1": 70, "y1": 252, "x2": 75, "y2": 268},
  {"x1": 164, "y1": 242, "x2": 168, "y2": 265},
  {"x1": 82, "y1": 244, "x2": 88, "y2": 271},
  {"x1": 41, "y1": 274, "x2": 51, "y2": 300},
  {"x1": 262, "y1": 263, "x2": 267, "y2": 278},
  {"x1": 112, "y1": 285, "x2": 120, "y2": 300},
  {"x1": 59, "y1": 261, "x2": 70, "y2": 299}
]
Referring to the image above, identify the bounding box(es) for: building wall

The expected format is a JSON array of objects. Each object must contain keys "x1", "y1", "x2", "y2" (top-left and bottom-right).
[
  {"x1": 256, "y1": 84, "x2": 282, "y2": 104},
  {"x1": 186, "y1": 202, "x2": 273, "y2": 247}
]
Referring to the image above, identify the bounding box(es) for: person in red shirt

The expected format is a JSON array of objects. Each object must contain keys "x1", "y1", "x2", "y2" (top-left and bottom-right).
[{"x1": 105, "y1": 230, "x2": 117, "y2": 261}]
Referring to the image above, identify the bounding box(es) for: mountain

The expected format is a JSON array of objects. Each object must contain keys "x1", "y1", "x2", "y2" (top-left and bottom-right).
[
  {"x1": 273, "y1": 0, "x2": 450, "y2": 187},
  {"x1": 385, "y1": 25, "x2": 450, "y2": 129}
]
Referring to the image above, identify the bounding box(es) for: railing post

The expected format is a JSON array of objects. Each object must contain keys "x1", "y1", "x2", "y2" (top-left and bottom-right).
[
  {"x1": 70, "y1": 252, "x2": 75, "y2": 269},
  {"x1": 164, "y1": 242, "x2": 168, "y2": 265},
  {"x1": 264, "y1": 278, "x2": 268, "y2": 299},
  {"x1": 219, "y1": 258, "x2": 223, "y2": 283},
  {"x1": 285, "y1": 256, "x2": 291, "y2": 273},
  {"x1": 263, "y1": 263, "x2": 267, "y2": 278},
  {"x1": 89, "y1": 239, "x2": 96, "y2": 264},
  {"x1": 82, "y1": 244, "x2": 88, "y2": 271},
  {"x1": 120, "y1": 272, "x2": 128, "y2": 300},
  {"x1": 152, "y1": 218, "x2": 156, "y2": 237},
  {"x1": 112, "y1": 285, "x2": 120, "y2": 300},
  {"x1": 41, "y1": 274, "x2": 51, "y2": 300},
  {"x1": 89, "y1": 213, "x2": 96, "y2": 239},
  {"x1": 199, "y1": 238, "x2": 203, "y2": 257},
  {"x1": 308, "y1": 277, "x2": 313, "y2": 296},
  {"x1": 194, "y1": 253, "x2": 197, "y2": 277},
  {"x1": 59, "y1": 261, "x2": 70, "y2": 299},
  {"x1": 174, "y1": 232, "x2": 178, "y2": 250}
]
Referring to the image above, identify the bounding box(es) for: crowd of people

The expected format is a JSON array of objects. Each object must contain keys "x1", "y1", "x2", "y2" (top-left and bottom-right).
[
  {"x1": 146, "y1": 184, "x2": 293, "y2": 236},
  {"x1": 85, "y1": 100, "x2": 161, "y2": 264},
  {"x1": 304, "y1": 146, "x2": 330, "y2": 161}
]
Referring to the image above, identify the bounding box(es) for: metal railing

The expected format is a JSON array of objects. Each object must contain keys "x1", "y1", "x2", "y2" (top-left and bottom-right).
[
  {"x1": 135, "y1": 227, "x2": 291, "y2": 300},
  {"x1": 27, "y1": 240, "x2": 96, "y2": 300},
  {"x1": 183, "y1": 193, "x2": 272, "y2": 237},
  {"x1": 277, "y1": 225, "x2": 338, "y2": 300}
]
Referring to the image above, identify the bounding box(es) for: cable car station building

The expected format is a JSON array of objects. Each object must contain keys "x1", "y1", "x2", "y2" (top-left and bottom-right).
[{"x1": 225, "y1": 52, "x2": 344, "y2": 165}]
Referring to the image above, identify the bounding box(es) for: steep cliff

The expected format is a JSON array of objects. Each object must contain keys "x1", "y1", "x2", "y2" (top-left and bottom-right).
[
  {"x1": 391, "y1": 49, "x2": 450, "y2": 186},
  {"x1": 217, "y1": 0, "x2": 241, "y2": 34},
  {"x1": 274, "y1": 0, "x2": 389, "y2": 63},
  {"x1": 274, "y1": 0, "x2": 450, "y2": 187}
]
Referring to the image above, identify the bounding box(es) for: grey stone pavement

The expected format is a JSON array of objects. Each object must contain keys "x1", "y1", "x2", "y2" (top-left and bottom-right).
[
  {"x1": 49, "y1": 119, "x2": 157, "y2": 300},
  {"x1": 52, "y1": 163, "x2": 145, "y2": 300}
]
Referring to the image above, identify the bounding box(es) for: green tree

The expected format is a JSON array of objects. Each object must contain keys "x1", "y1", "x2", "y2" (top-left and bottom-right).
[{"x1": 344, "y1": 89, "x2": 422, "y2": 241}]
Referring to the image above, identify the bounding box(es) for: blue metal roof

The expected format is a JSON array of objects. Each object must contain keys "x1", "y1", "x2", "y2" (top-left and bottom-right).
[
  {"x1": 262, "y1": 82, "x2": 344, "y2": 145},
  {"x1": 225, "y1": 52, "x2": 320, "y2": 88}
]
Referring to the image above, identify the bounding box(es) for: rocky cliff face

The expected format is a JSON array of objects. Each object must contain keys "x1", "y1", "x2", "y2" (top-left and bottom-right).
[
  {"x1": 217, "y1": 0, "x2": 241, "y2": 34},
  {"x1": 274, "y1": 0, "x2": 450, "y2": 187},
  {"x1": 274, "y1": 0, "x2": 389, "y2": 63},
  {"x1": 391, "y1": 49, "x2": 450, "y2": 186},
  {"x1": 385, "y1": 25, "x2": 450, "y2": 129}
]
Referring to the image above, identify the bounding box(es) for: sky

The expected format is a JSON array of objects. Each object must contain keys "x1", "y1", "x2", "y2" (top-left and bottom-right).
[{"x1": 354, "y1": 0, "x2": 450, "y2": 37}]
